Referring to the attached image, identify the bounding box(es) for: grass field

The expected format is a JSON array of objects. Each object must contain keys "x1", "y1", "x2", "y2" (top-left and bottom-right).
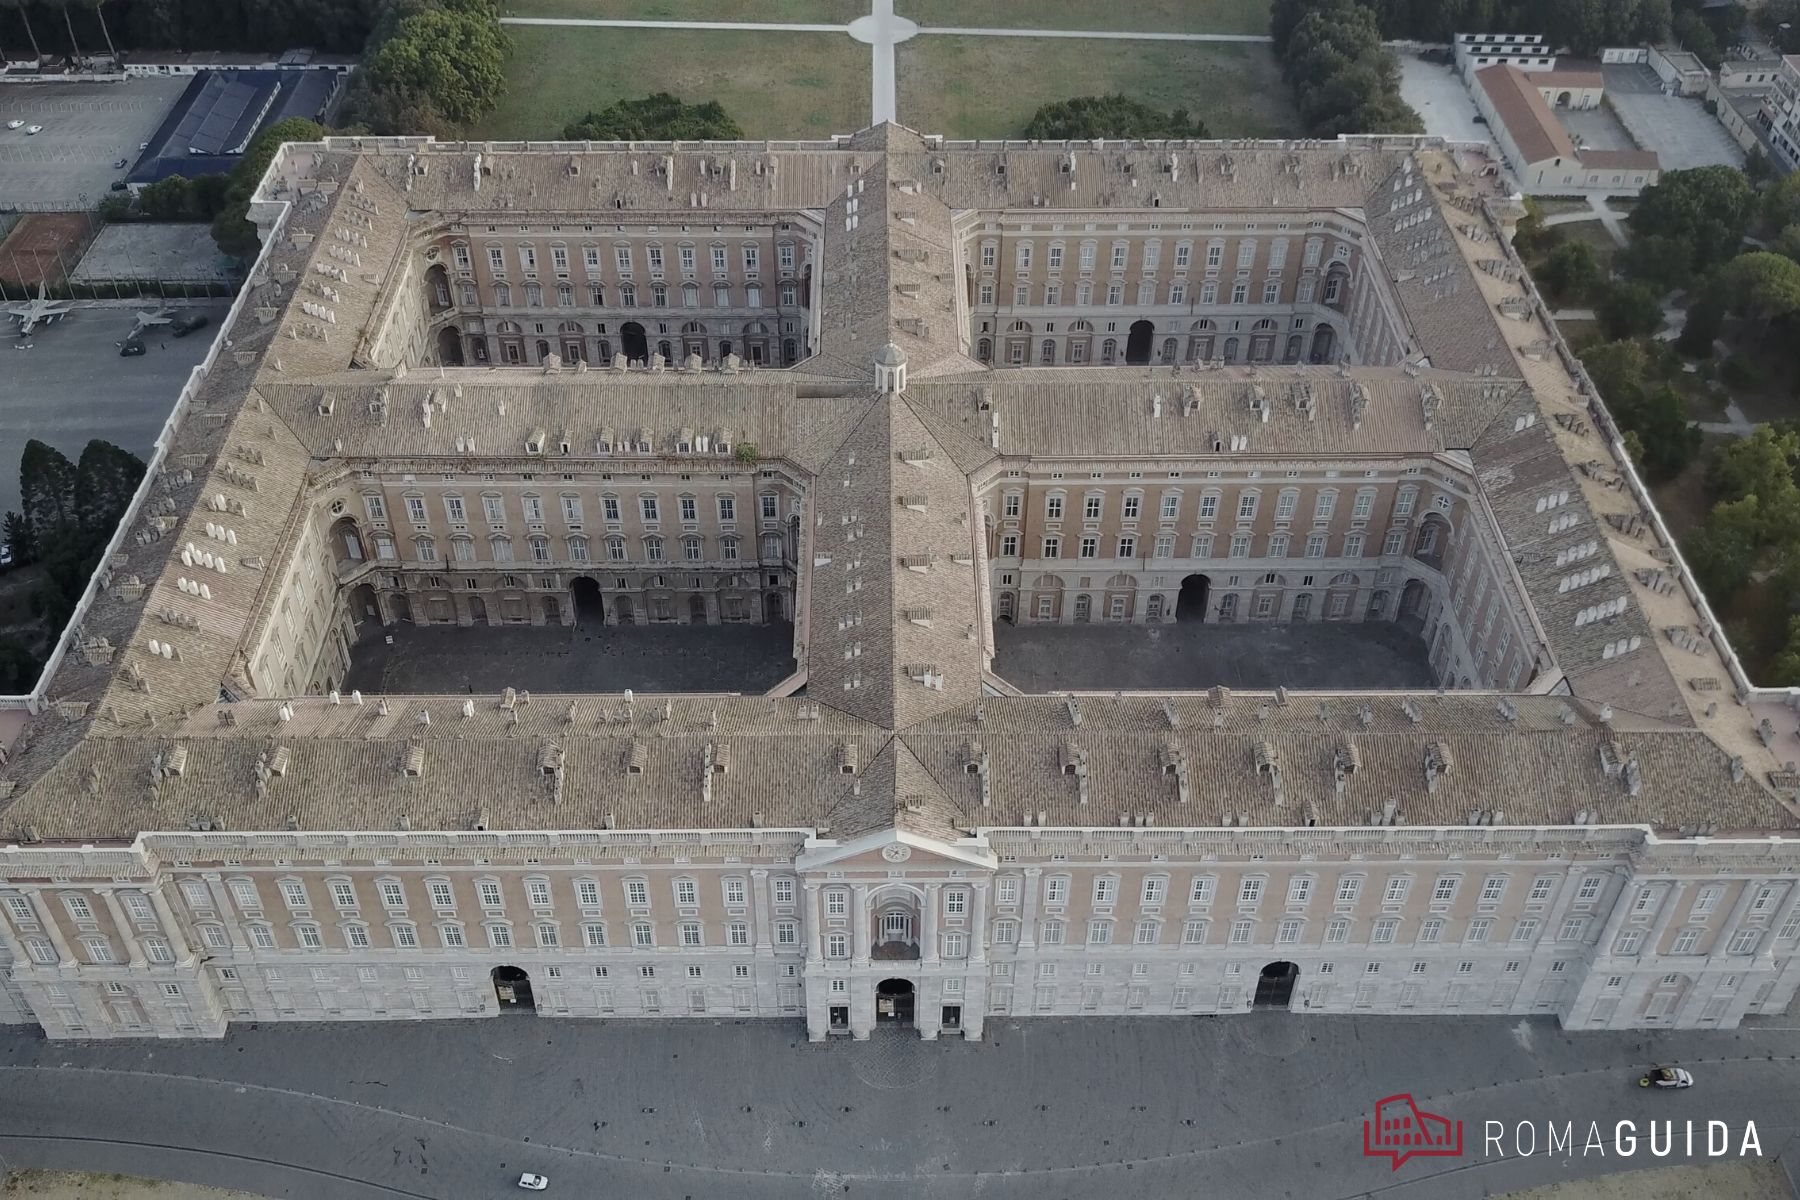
[
  {"x1": 897, "y1": 38, "x2": 1299, "y2": 140},
  {"x1": 475, "y1": 26, "x2": 869, "y2": 141},
  {"x1": 898, "y1": 0, "x2": 1272, "y2": 35},
  {"x1": 504, "y1": 0, "x2": 858, "y2": 20}
]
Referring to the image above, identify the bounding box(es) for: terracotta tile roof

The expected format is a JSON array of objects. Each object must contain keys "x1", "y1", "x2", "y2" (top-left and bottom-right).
[{"x1": 1478, "y1": 65, "x2": 1578, "y2": 164}]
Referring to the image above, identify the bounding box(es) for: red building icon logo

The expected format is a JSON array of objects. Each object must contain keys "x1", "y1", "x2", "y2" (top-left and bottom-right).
[{"x1": 1363, "y1": 1093, "x2": 1464, "y2": 1169}]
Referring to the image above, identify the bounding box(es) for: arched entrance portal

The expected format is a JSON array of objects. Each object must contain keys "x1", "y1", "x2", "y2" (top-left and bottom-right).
[
  {"x1": 572, "y1": 576, "x2": 604, "y2": 625},
  {"x1": 349, "y1": 583, "x2": 380, "y2": 627},
  {"x1": 1398, "y1": 578, "x2": 1428, "y2": 628},
  {"x1": 492, "y1": 965, "x2": 534, "y2": 1011},
  {"x1": 1125, "y1": 319, "x2": 1155, "y2": 365},
  {"x1": 1176, "y1": 574, "x2": 1210, "y2": 622},
  {"x1": 876, "y1": 978, "x2": 915, "y2": 1026},
  {"x1": 620, "y1": 321, "x2": 648, "y2": 363},
  {"x1": 1311, "y1": 324, "x2": 1337, "y2": 363},
  {"x1": 435, "y1": 326, "x2": 465, "y2": 366},
  {"x1": 765, "y1": 591, "x2": 785, "y2": 622},
  {"x1": 1255, "y1": 961, "x2": 1298, "y2": 1008}
]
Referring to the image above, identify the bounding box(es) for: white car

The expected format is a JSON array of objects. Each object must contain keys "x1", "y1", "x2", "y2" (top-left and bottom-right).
[
  {"x1": 516, "y1": 1174, "x2": 549, "y2": 1191},
  {"x1": 1639, "y1": 1067, "x2": 1694, "y2": 1089},
  {"x1": 25, "y1": 125, "x2": 42, "y2": 135},
  {"x1": 4, "y1": 120, "x2": 21, "y2": 130}
]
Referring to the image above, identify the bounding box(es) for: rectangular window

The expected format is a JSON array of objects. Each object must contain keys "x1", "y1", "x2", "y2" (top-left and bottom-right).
[
  {"x1": 429, "y1": 881, "x2": 455, "y2": 909},
  {"x1": 1239, "y1": 878, "x2": 1264, "y2": 904},
  {"x1": 477, "y1": 882, "x2": 503, "y2": 908}
]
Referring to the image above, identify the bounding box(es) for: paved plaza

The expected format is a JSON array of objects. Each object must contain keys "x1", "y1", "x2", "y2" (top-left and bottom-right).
[
  {"x1": 0, "y1": 79, "x2": 189, "y2": 210},
  {"x1": 71, "y1": 223, "x2": 235, "y2": 284},
  {"x1": 2, "y1": 1013, "x2": 1798, "y2": 1199},
  {"x1": 1603, "y1": 64, "x2": 1745, "y2": 171},
  {"x1": 341, "y1": 619, "x2": 799, "y2": 696},
  {"x1": 1398, "y1": 52, "x2": 1489, "y2": 145},
  {"x1": 991, "y1": 619, "x2": 1436, "y2": 693},
  {"x1": 0, "y1": 299, "x2": 225, "y2": 515}
]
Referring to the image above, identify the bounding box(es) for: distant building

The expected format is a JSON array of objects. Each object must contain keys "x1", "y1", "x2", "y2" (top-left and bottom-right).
[
  {"x1": 1473, "y1": 65, "x2": 1661, "y2": 193},
  {"x1": 1455, "y1": 33, "x2": 1555, "y2": 82},
  {"x1": 126, "y1": 67, "x2": 346, "y2": 189},
  {"x1": 1755, "y1": 55, "x2": 1800, "y2": 170}
]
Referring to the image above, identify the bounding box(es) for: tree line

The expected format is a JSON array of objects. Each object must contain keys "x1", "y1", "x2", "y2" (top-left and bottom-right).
[
  {"x1": 0, "y1": 0, "x2": 373, "y2": 61},
  {"x1": 1275, "y1": 0, "x2": 1671, "y2": 54},
  {"x1": 0, "y1": 438, "x2": 145, "y2": 693},
  {"x1": 1271, "y1": 0, "x2": 1423, "y2": 137}
]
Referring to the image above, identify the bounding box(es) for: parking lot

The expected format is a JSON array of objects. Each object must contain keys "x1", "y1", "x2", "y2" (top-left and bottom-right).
[
  {"x1": 1602, "y1": 63, "x2": 1745, "y2": 171},
  {"x1": 0, "y1": 78, "x2": 188, "y2": 210},
  {"x1": 0, "y1": 298, "x2": 226, "y2": 514}
]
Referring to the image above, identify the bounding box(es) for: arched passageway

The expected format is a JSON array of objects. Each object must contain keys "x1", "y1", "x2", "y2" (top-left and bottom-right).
[
  {"x1": 1176, "y1": 574, "x2": 1210, "y2": 622},
  {"x1": 1125, "y1": 320, "x2": 1155, "y2": 365},
  {"x1": 572, "y1": 576, "x2": 604, "y2": 625},
  {"x1": 620, "y1": 321, "x2": 648, "y2": 363}
]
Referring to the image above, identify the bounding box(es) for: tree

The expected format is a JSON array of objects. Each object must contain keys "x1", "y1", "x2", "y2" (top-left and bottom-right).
[
  {"x1": 18, "y1": 440, "x2": 77, "y2": 538},
  {"x1": 1672, "y1": 8, "x2": 1722, "y2": 67},
  {"x1": 1684, "y1": 495, "x2": 1763, "y2": 600},
  {"x1": 1708, "y1": 423, "x2": 1800, "y2": 509},
  {"x1": 3, "y1": 0, "x2": 42, "y2": 60},
  {"x1": 1278, "y1": 0, "x2": 1423, "y2": 137},
  {"x1": 1722, "y1": 251, "x2": 1800, "y2": 333},
  {"x1": 210, "y1": 117, "x2": 329, "y2": 260},
  {"x1": 1620, "y1": 383, "x2": 1701, "y2": 480},
  {"x1": 1767, "y1": 616, "x2": 1800, "y2": 687},
  {"x1": 1, "y1": 510, "x2": 33, "y2": 566},
  {"x1": 0, "y1": 637, "x2": 40, "y2": 693},
  {"x1": 365, "y1": 0, "x2": 508, "y2": 128},
  {"x1": 1020, "y1": 95, "x2": 1209, "y2": 140},
  {"x1": 1537, "y1": 239, "x2": 1601, "y2": 302},
  {"x1": 1676, "y1": 291, "x2": 1725, "y2": 357},
  {"x1": 138, "y1": 174, "x2": 194, "y2": 220},
  {"x1": 1596, "y1": 280, "x2": 1664, "y2": 341},
  {"x1": 1626, "y1": 165, "x2": 1755, "y2": 281},
  {"x1": 77, "y1": 0, "x2": 116, "y2": 62},
  {"x1": 73, "y1": 439, "x2": 144, "y2": 530},
  {"x1": 562, "y1": 93, "x2": 743, "y2": 142},
  {"x1": 1579, "y1": 338, "x2": 1650, "y2": 405}
]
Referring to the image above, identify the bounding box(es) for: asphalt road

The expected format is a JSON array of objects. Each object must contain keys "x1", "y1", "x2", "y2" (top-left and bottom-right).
[{"x1": 1, "y1": 1013, "x2": 1798, "y2": 1199}]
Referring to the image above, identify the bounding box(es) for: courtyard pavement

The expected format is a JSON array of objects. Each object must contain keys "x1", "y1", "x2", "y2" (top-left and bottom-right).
[
  {"x1": 340, "y1": 619, "x2": 798, "y2": 696},
  {"x1": 1603, "y1": 64, "x2": 1746, "y2": 171},
  {"x1": 0, "y1": 78, "x2": 190, "y2": 209},
  {"x1": 991, "y1": 619, "x2": 1436, "y2": 693},
  {"x1": 0, "y1": 298, "x2": 226, "y2": 515},
  {"x1": 1398, "y1": 52, "x2": 1490, "y2": 145},
  {"x1": 1, "y1": 1013, "x2": 1799, "y2": 1198}
]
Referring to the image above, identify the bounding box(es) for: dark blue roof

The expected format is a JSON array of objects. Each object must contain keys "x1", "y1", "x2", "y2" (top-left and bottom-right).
[{"x1": 128, "y1": 68, "x2": 344, "y2": 187}]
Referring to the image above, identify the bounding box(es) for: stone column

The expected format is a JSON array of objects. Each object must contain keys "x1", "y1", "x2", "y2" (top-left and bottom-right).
[
  {"x1": 1018, "y1": 867, "x2": 1042, "y2": 950},
  {"x1": 147, "y1": 886, "x2": 194, "y2": 962},
  {"x1": 97, "y1": 889, "x2": 145, "y2": 968},
  {"x1": 1757, "y1": 883, "x2": 1800, "y2": 967},
  {"x1": 203, "y1": 873, "x2": 249, "y2": 951},
  {"x1": 26, "y1": 890, "x2": 78, "y2": 967},
  {"x1": 803, "y1": 883, "x2": 823, "y2": 964},
  {"x1": 1589, "y1": 873, "x2": 1638, "y2": 960},
  {"x1": 970, "y1": 881, "x2": 989, "y2": 965},
  {"x1": 922, "y1": 884, "x2": 941, "y2": 965},
  {"x1": 852, "y1": 885, "x2": 872, "y2": 966}
]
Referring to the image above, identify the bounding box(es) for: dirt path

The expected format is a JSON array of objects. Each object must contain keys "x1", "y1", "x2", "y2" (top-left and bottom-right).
[
  {"x1": 1495, "y1": 1160, "x2": 1792, "y2": 1200},
  {"x1": 2, "y1": 1172, "x2": 265, "y2": 1200}
]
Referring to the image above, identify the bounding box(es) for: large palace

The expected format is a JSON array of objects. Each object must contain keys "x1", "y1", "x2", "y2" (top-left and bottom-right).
[{"x1": 3, "y1": 124, "x2": 1800, "y2": 1040}]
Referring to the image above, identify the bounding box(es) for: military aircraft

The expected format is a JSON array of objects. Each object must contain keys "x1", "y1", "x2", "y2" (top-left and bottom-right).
[
  {"x1": 130, "y1": 306, "x2": 174, "y2": 336},
  {"x1": 5, "y1": 282, "x2": 75, "y2": 336}
]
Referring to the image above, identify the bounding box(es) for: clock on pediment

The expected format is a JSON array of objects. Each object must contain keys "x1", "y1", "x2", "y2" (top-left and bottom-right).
[{"x1": 881, "y1": 843, "x2": 912, "y2": 863}]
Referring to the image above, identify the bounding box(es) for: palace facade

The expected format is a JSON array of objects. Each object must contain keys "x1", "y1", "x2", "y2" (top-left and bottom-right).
[{"x1": 2, "y1": 125, "x2": 1798, "y2": 1042}]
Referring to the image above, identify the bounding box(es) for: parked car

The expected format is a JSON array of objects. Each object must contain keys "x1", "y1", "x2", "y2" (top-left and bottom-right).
[
  {"x1": 0, "y1": 545, "x2": 13, "y2": 568},
  {"x1": 1638, "y1": 1067, "x2": 1694, "y2": 1089},
  {"x1": 4, "y1": 120, "x2": 21, "y2": 130},
  {"x1": 119, "y1": 337, "x2": 145, "y2": 357},
  {"x1": 25, "y1": 125, "x2": 42, "y2": 135},
  {"x1": 171, "y1": 312, "x2": 210, "y2": 337},
  {"x1": 516, "y1": 1173, "x2": 549, "y2": 1191},
  {"x1": 112, "y1": 157, "x2": 128, "y2": 169},
  {"x1": 110, "y1": 180, "x2": 127, "y2": 192}
]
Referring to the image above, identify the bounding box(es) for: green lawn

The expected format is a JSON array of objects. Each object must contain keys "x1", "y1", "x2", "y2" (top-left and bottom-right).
[
  {"x1": 898, "y1": 0, "x2": 1272, "y2": 36},
  {"x1": 476, "y1": 26, "x2": 869, "y2": 140},
  {"x1": 898, "y1": 37, "x2": 1298, "y2": 139},
  {"x1": 504, "y1": 0, "x2": 859, "y2": 21}
]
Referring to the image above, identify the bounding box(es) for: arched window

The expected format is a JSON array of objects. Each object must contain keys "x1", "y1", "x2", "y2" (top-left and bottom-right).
[
  {"x1": 977, "y1": 337, "x2": 992, "y2": 362},
  {"x1": 652, "y1": 283, "x2": 668, "y2": 307},
  {"x1": 619, "y1": 283, "x2": 636, "y2": 307},
  {"x1": 589, "y1": 282, "x2": 604, "y2": 305},
  {"x1": 524, "y1": 283, "x2": 543, "y2": 307},
  {"x1": 682, "y1": 283, "x2": 700, "y2": 308},
  {"x1": 458, "y1": 281, "x2": 478, "y2": 306},
  {"x1": 644, "y1": 535, "x2": 665, "y2": 561},
  {"x1": 493, "y1": 282, "x2": 511, "y2": 307},
  {"x1": 556, "y1": 282, "x2": 572, "y2": 306}
]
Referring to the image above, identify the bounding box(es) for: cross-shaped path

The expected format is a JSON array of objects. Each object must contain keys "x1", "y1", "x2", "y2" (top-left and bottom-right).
[{"x1": 501, "y1": 0, "x2": 1272, "y2": 127}]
